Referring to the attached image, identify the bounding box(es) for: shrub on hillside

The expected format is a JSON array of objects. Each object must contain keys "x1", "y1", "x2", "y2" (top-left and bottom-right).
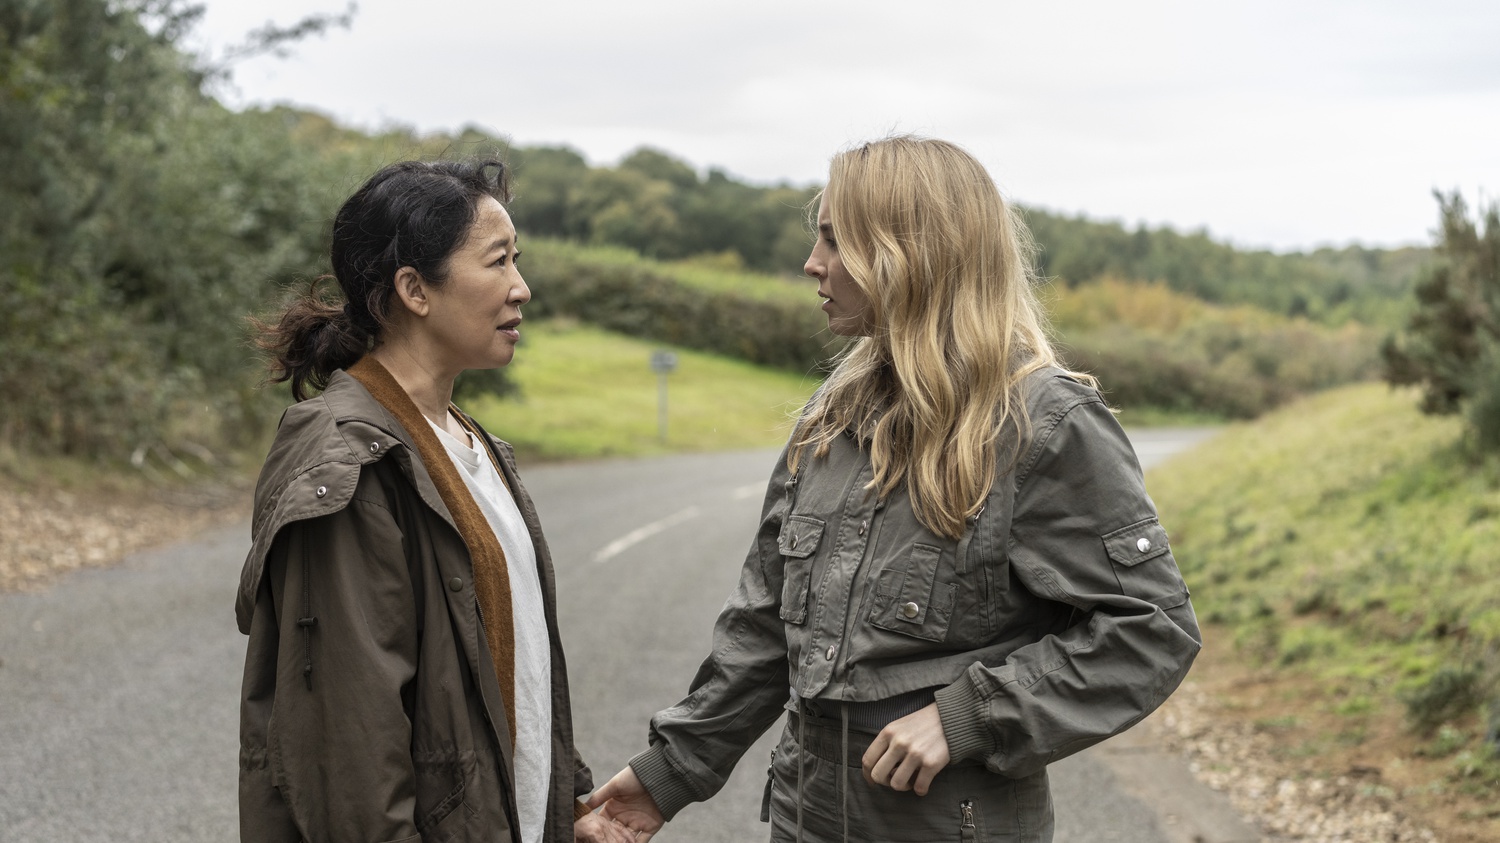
[
  {"x1": 523, "y1": 250, "x2": 840, "y2": 375},
  {"x1": 1383, "y1": 192, "x2": 1500, "y2": 450},
  {"x1": 1053, "y1": 280, "x2": 1380, "y2": 418}
]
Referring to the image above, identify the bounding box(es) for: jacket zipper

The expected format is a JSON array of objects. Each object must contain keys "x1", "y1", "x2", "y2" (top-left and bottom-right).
[
  {"x1": 960, "y1": 799, "x2": 977, "y2": 841},
  {"x1": 955, "y1": 504, "x2": 984, "y2": 575}
]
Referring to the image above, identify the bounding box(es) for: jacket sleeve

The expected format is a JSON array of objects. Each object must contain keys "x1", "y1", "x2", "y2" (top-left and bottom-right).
[
  {"x1": 258, "y1": 491, "x2": 423, "y2": 843},
  {"x1": 933, "y1": 392, "x2": 1202, "y2": 778},
  {"x1": 627, "y1": 450, "x2": 796, "y2": 820}
]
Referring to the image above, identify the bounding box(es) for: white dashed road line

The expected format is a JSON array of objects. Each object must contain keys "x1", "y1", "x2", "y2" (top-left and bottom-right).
[
  {"x1": 592, "y1": 505, "x2": 703, "y2": 563},
  {"x1": 731, "y1": 483, "x2": 764, "y2": 500}
]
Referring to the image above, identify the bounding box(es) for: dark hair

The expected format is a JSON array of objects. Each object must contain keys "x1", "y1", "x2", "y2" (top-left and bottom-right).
[{"x1": 257, "y1": 158, "x2": 512, "y2": 400}]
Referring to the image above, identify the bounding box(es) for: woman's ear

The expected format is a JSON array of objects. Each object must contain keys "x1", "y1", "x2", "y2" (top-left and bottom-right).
[{"x1": 391, "y1": 266, "x2": 430, "y2": 317}]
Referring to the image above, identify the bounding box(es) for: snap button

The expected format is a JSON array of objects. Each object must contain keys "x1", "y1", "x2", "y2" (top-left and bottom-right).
[
  {"x1": 901, "y1": 601, "x2": 920, "y2": 619},
  {"x1": 448, "y1": 577, "x2": 463, "y2": 592},
  {"x1": 315, "y1": 485, "x2": 327, "y2": 498},
  {"x1": 1136, "y1": 537, "x2": 1152, "y2": 553},
  {"x1": 369, "y1": 442, "x2": 381, "y2": 453},
  {"x1": 789, "y1": 534, "x2": 798, "y2": 550},
  {"x1": 825, "y1": 645, "x2": 836, "y2": 661},
  {"x1": 858, "y1": 519, "x2": 868, "y2": 537}
]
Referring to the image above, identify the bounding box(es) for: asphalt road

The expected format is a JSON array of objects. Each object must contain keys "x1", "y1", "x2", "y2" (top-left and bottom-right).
[{"x1": 0, "y1": 427, "x2": 1237, "y2": 842}]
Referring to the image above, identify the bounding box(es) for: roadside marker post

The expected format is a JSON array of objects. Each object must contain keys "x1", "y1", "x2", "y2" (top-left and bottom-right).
[{"x1": 650, "y1": 349, "x2": 678, "y2": 443}]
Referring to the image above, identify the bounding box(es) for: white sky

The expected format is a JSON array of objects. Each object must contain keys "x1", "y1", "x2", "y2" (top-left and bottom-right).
[{"x1": 188, "y1": 0, "x2": 1500, "y2": 252}]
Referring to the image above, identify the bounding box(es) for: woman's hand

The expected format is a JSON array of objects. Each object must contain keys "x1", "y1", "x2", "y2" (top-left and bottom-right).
[
  {"x1": 861, "y1": 702, "x2": 951, "y2": 796},
  {"x1": 574, "y1": 808, "x2": 637, "y2": 843},
  {"x1": 586, "y1": 766, "x2": 665, "y2": 841}
]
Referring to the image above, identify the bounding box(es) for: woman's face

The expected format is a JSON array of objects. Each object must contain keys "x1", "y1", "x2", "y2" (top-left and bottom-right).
[
  {"x1": 805, "y1": 195, "x2": 873, "y2": 337},
  {"x1": 421, "y1": 196, "x2": 531, "y2": 373}
]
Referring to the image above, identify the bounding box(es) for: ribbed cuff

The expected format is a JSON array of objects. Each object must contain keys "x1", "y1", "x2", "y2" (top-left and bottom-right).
[
  {"x1": 627, "y1": 745, "x2": 700, "y2": 821},
  {"x1": 934, "y1": 673, "x2": 994, "y2": 764},
  {"x1": 573, "y1": 798, "x2": 593, "y2": 821}
]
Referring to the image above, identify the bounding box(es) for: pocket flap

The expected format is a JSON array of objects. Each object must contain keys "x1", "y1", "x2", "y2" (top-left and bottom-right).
[
  {"x1": 1102, "y1": 518, "x2": 1170, "y2": 567},
  {"x1": 779, "y1": 515, "x2": 825, "y2": 559}
]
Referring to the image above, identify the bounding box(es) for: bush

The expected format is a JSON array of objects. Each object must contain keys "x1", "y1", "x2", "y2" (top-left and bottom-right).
[
  {"x1": 1383, "y1": 192, "x2": 1500, "y2": 450},
  {"x1": 1052, "y1": 279, "x2": 1380, "y2": 418},
  {"x1": 1402, "y1": 667, "x2": 1488, "y2": 735},
  {"x1": 522, "y1": 245, "x2": 841, "y2": 375}
]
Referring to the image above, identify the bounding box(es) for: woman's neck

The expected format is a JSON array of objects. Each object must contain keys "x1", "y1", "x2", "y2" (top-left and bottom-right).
[{"x1": 367, "y1": 343, "x2": 456, "y2": 428}]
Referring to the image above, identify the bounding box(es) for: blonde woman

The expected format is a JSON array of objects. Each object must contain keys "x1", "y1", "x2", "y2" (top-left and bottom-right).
[{"x1": 588, "y1": 137, "x2": 1202, "y2": 842}]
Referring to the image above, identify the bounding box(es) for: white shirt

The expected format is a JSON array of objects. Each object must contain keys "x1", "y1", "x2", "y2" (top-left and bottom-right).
[{"x1": 429, "y1": 416, "x2": 552, "y2": 843}]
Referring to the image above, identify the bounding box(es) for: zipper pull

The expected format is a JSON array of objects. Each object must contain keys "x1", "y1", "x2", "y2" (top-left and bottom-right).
[
  {"x1": 960, "y1": 800, "x2": 977, "y2": 841},
  {"x1": 760, "y1": 747, "x2": 777, "y2": 823}
]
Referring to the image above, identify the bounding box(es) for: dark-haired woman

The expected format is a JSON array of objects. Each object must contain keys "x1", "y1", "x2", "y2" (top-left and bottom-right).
[{"x1": 238, "y1": 159, "x2": 630, "y2": 843}]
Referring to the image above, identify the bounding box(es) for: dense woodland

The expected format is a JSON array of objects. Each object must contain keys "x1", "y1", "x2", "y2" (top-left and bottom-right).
[{"x1": 0, "y1": 0, "x2": 1433, "y2": 460}]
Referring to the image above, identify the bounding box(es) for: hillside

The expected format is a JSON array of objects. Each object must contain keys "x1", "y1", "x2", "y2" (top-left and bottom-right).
[{"x1": 1148, "y1": 383, "x2": 1500, "y2": 841}]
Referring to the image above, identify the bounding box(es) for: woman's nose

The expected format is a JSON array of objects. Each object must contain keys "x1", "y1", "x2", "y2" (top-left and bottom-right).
[
  {"x1": 512, "y1": 272, "x2": 532, "y2": 305},
  {"x1": 804, "y1": 250, "x2": 821, "y2": 279}
]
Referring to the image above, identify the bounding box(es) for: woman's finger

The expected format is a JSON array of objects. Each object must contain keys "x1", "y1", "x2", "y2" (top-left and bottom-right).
[{"x1": 861, "y1": 732, "x2": 892, "y2": 784}]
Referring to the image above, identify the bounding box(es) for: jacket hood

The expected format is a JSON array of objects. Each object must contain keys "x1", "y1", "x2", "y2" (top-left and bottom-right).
[{"x1": 236, "y1": 371, "x2": 428, "y2": 633}]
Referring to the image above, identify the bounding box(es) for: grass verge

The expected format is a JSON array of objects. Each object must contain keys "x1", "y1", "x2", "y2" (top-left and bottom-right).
[
  {"x1": 466, "y1": 319, "x2": 821, "y2": 460},
  {"x1": 1149, "y1": 382, "x2": 1500, "y2": 840}
]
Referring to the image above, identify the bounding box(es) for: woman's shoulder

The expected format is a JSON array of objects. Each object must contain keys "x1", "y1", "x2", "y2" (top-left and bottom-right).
[
  {"x1": 1020, "y1": 366, "x2": 1107, "y2": 420},
  {"x1": 252, "y1": 374, "x2": 413, "y2": 527}
]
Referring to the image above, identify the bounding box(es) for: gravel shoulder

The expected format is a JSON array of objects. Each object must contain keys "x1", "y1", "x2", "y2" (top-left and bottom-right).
[{"x1": 0, "y1": 473, "x2": 250, "y2": 593}]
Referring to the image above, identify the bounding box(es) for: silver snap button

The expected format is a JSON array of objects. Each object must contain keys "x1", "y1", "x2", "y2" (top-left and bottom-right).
[
  {"x1": 369, "y1": 442, "x2": 381, "y2": 453},
  {"x1": 448, "y1": 577, "x2": 463, "y2": 592},
  {"x1": 901, "y1": 601, "x2": 920, "y2": 619},
  {"x1": 1136, "y1": 537, "x2": 1152, "y2": 553},
  {"x1": 858, "y1": 519, "x2": 868, "y2": 537},
  {"x1": 315, "y1": 485, "x2": 327, "y2": 498},
  {"x1": 825, "y1": 645, "x2": 836, "y2": 661},
  {"x1": 789, "y1": 534, "x2": 798, "y2": 550}
]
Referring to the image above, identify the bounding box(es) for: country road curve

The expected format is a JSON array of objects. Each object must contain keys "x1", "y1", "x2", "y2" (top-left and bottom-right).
[{"x1": 0, "y1": 427, "x2": 1240, "y2": 842}]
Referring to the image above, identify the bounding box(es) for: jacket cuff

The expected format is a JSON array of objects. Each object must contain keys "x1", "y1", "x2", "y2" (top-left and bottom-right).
[
  {"x1": 935, "y1": 672, "x2": 995, "y2": 764},
  {"x1": 573, "y1": 798, "x2": 593, "y2": 821},
  {"x1": 629, "y1": 744, "x2": 700, "y2": 821}
]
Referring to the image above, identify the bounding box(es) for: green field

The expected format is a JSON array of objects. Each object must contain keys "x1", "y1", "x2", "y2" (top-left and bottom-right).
[
  {"x1": 1149, "y1": 383, "x2": 1500, "y2": 800},
  {"x1": 466, "y1": 320, "x2": 821, "y2": 459}
]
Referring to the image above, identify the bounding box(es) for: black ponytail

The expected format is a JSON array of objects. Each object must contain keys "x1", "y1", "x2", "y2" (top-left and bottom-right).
[{"x1": 256, "y1": 158, "x2": 511, "y2": 400}]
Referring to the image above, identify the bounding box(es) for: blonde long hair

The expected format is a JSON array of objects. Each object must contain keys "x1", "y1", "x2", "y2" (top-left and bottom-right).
[{"x1": 789, "y1": 136, "x2": 1088, "y2": 539}]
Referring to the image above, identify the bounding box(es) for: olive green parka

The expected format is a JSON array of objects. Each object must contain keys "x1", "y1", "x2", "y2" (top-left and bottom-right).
[{"x1": 236, "y1": 369, "x2": 591, "y2": 843}]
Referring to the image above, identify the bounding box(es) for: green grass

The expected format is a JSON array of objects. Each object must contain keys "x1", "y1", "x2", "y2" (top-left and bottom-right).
[
  {"x1": 1149, "y1": 382, "x2": 1500, "y2": 780},
  {"x1": 466, "y1": 319, "x2": 821, "y2": 459}
]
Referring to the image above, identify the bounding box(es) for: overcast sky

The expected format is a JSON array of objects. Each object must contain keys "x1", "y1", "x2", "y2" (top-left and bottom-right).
[{"x1": 188, "y1": 0, "x2": 1500, "y2": 253}]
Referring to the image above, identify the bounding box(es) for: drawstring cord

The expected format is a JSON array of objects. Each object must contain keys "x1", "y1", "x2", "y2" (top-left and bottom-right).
[
  {"x1": 795, "y1": 700, "x2": 805, "y2": 843},
  {"x1": 297, "y1": 555, "x2": 317, "y2": 690},
  {"x1": 840, "y1": 702, "x2": 850, "y2": 843},
  {"x1": 790, "y1": 699, "x2": 852, "y2": 843}
]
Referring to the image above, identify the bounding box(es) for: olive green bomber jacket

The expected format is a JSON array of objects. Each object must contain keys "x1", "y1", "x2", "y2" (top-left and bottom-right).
[
  {"x1": 630, "y1": 369, "x2": 1203, "y2": 818},
  {"x1": 236, "y1": 370, "x2": 591, "y2": 842}
]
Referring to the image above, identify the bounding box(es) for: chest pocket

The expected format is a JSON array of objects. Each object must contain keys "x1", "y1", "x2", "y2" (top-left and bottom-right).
[
  {"x1": 868, "y1": 543, "x2": 957, "y2": 643},
  {"x1": 1102, "y1": 517, "x2": 1188, "y2": 610},
  {"x1": 778, "y1": 515, "x2": 825, "y2": 624}
]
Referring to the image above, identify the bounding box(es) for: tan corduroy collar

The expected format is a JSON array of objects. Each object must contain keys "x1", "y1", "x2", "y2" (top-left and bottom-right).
[{"x1": 347, "y1": 356, "x2": 517, "y2": 748}]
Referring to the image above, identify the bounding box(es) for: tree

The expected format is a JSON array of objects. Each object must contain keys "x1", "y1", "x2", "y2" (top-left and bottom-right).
[
  {"x1": 1382, "y1": 192, "x2": 1500, "y2": 449},
  {"x1": 0, "y1": 0, "x2": 361, "y2": 456}
]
